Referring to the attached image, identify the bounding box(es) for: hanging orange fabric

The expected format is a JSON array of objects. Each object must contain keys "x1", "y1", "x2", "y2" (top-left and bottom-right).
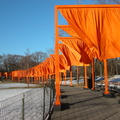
[
  {"x1": 59, "y1": 25, "x2": 79, "y2": 38},
  {"x1": 59, "y1": 44, "x2": 84, "y2": 66},
  {"x1": 44, "y1": 58, "x2": 53, "y2": 75},
  {"x1": 59, "y1": 6, "x2": 120, "y2": 59},
  {"x1": 59, "y1": 55, "x2": 70, "y2": 70},
  {"x1": 51, "y1": 54, "x2": 69, "y2": 71},
  {"x1": 48, "y1": 57, "x2": 55, "y2": 74},
  {"x1": 59, "y1": 25, "x2": 98, "y2": 59},
  {"x1": 59, "y1": 38, "x2": 92, "y2": 64}
]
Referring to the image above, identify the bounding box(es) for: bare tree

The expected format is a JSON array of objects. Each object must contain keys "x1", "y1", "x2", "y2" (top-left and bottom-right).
[
  {"x1": 2, "y1": 54, "x2": 22, "y2": 72},
  {"x1": 78, "y1": 0, "x2": 120, "y2": 4},
  {"x1": 19, "y1": 56, "x2": 35, "y2": 70},
  {"x1": 24, "y1": 49, "x2": 31, "y2": 69},
  {"x1": 31, "y1": 51, "x2": 48, "y2": 65},
  {"x1": 76, "y1": 0, "x2": 83, "y2": 4},
  {"x1": 94, "y1": 0, "x2": 120, "y2": 4},
  {"x1": 46, "y1": 48, "x2": 54, "y2": 55}
]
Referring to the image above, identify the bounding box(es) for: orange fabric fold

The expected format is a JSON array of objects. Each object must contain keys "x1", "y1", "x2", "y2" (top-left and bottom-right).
[
  {"x1": 59, "y1": 44, "x2": 85, "y2": 66},
  {"x1": 59, "y1": 38, "x2": 92, "y2": 64},
  {"x1": 60, "y1": 7, "x2": 120, "y2": 59},
  {"x1": 51, "y1": 54, "x2": 69, "y2": 71}
]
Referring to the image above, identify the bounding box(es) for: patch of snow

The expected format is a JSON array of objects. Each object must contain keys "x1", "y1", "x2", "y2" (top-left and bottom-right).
[
  {"x1": 0, "y1": 89, "x2": 31, "y2": 101},
  {"x1": 0, "y1": 83, "x2": 39, "y2": 88},
  {"x1": 95, "y1": 77, "x2": 104, "y2": 81},
  {"x1": 0, "y1": 83, "x2": 40, "y2": 101},
  {"x1": 61, "y1": 79, "x2": 84, "y2": 85}
]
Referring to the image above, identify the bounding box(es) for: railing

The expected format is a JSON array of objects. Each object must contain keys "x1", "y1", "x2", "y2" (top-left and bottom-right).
[{"x1": 0, "y1": 79, "x2": 55, "y2": 120}]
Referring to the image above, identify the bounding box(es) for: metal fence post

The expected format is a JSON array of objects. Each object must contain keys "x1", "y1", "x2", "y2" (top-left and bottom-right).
[
  {"x1": 52, "y1": 79, "x2": 55, "y2": 99},
  {"x1": 22, "y1": 93, "x2": 25, "y2": 120},
  {"x1": 43, "y1": 85, "x2": 46, "y2": 120},
  {"x1": 49, "y1": 80, "x2": 52, "y2": 111}
]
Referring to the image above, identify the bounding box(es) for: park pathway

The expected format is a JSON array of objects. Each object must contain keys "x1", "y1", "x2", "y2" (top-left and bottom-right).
[{"x1": 50, "y1": 85, "x2": 120, "y2": 120}]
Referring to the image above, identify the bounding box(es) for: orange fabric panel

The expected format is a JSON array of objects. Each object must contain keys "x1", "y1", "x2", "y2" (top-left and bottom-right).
[
  {"x1": 59, "y1": 25, "x2": 98, "y2": 59},
  {"x1": 59, "y1": 25, "x2": 79, "y2": 38},
  {"x1": 45, "y1": 58, "x2": 56, "y2": 75},
  {"x1": 44, "y1": 60, "x2": 50, "y2": 75},
  {"x1": 59, "y1": 55, "x2": 69, "y2": 70},
  {"x1": 47, "y1": 57, "x2": 56, "y2": 74},
  {"x1": 59, "y1": 44, "x2": 84, "y2": 66},
  {"x1": 48, "y1": 58, "x2": 55, "y2": 74},
  {"x1": 59, "y1": 38, "x2": 92, "y2": 64},
  {"x1": 60, "y1": 7, "x2": 120, "y2": 59},
  {"x1": 51, "y1": 54, "x2": 69, "y2": 71},
  {"x1": 41, "y1": 62, "x2": 48, "y2": 75}
]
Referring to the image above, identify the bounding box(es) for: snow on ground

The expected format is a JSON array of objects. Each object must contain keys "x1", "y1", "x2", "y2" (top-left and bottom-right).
[
  {"x1": 0, "y1": 89, "x2": 31, "y2": 101},
  {"x1": 1, "y1": 75, "x2": 120, "y2": 101},
  {"x1": 61, "y1": 79, "x2": 84, "y2": 85},
  {"x1": 109, "y1": 75, "x2": 120, "y2": 80},
  {"x1": 0, "y1": 83, "x2": 40, "y2": 101},
  {"x1": 109, "y1": 75, "x2": 120, "y2": 82},
  {"x1": 95, "y1": 77, "x2": 104, "y2": 81},
  {"x1": 0, "y1": 83, "x2": 39, "y2": 88},
  {"x1": 61, "y1": 75, "x2": 120, "y2": 87},
  {"x1": 95, "y1": 75, "x2": 120, "y2": 89}
]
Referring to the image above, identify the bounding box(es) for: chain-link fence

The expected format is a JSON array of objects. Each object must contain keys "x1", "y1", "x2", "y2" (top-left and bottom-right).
[{"x1": 0, "y1": 79, "x2": 55, "y2": 120}]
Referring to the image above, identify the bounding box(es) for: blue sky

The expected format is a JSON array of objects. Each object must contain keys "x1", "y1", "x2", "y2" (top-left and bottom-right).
[{"x1": 0, "y1": 0, "x2": 94, "y2": 56}]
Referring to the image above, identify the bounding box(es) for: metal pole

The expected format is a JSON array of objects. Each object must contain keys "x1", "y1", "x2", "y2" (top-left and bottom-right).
[
  {"x1": 43, "y1": 85, "x2": 46, "y2": 120},
  {"x1": 22, "y1": 94, "x2": 25, "y2": 120},
  {"x1": 49, "y1": 80, "x2": 52, "y2": 112}
]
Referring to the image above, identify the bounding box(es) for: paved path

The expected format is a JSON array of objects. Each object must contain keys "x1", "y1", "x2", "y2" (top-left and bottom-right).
[{"x1": 50, "y1": 86, "x2": 120, "y2": 120}]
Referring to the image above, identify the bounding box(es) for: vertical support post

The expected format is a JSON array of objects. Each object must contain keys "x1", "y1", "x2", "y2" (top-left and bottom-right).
[
  {"x1": 12, "y1": 76, "x2": 13, "y2": 81},
  {"x1": 54, "y1": 6, "x2": 61, "y2": 108},
  {"x1": 46, "y1": 74, "x2": 48, "y2": 85},
  {"x1": 70, "y1": 67, "x2": 73, "y2": 86},
  {"x1": 43, "y1": 85, "x2": 46, "y2": 120},
  {"x1": 22, "y1": 94, "x2": 25, "y2": 120},
  {"x1": 84, "y1": 65, "x2": 88, "y2": 89},
  {"x1": 60, "y1": 72, "x2": 62, "y2": 85},
  {"x1": 64, "y1": 71, "x2": 67, "y2": 85},
  {"x1": 77, "y1": 66, "x2": 79, "y2": 85},
  {"x1": 104, "y1": 59, "x2": 110, "y2": 94},
  {"x1": 49, "y1": 80, "x2": 52, "y2": 111},
  {"x1": 42, "y1": 75, "x2": 43, "y2": 85},
  {"x1": 26, "y1": 76, "x2": 29, "y2": 87},
  {"x1": 49, "y1": 74, "x2": 51, "y2": 81},
  {"x1": 92, "y1": 58, "x2": 95, "y2": 90},
  {"x1": 44, "y1": 75, "x2": 46, "y2": 84}
]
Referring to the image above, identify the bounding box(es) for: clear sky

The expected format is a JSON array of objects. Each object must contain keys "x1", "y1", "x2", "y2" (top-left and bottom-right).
[{"x1": 0, "y1": 0, "x2": 95, "y2": 56}]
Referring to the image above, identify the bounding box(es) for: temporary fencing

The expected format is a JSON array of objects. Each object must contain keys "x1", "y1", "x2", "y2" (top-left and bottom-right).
[{"x1": 0, "y1": 79, "x2": 55, "y2": 120}]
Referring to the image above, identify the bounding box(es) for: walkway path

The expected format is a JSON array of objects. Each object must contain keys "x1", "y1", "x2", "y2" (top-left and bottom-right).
[{"x1": 50, "y1": 86, "x2": 120, "y2": 120}]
